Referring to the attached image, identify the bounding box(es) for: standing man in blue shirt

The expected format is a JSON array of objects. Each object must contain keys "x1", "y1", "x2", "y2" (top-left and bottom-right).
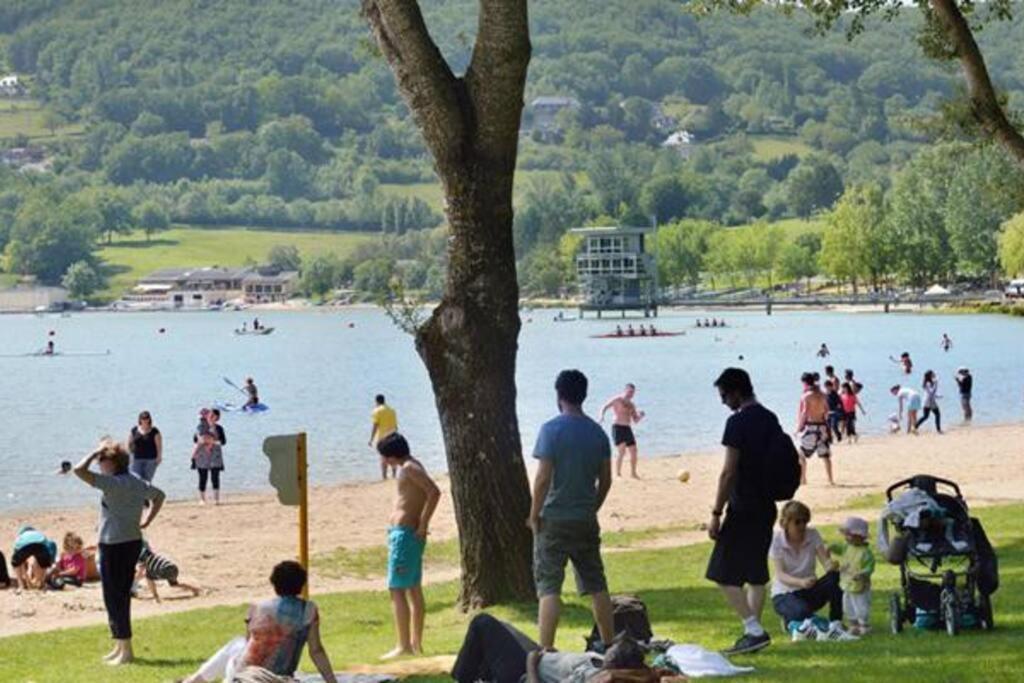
[{"x1": 529, "y1": 369, "x2": 614, "y2": 650}]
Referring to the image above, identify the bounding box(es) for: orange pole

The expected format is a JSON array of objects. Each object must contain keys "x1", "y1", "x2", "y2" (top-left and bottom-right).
[{"x1": 297, "y1": 432, "x2": 309, "y2": 598}]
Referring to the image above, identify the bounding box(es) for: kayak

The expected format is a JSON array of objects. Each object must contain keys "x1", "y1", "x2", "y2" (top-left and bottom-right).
[
  {"x1": 590, "y1": 332, "x2": 685, "y2": 339},
  {"x1": 0, "y1": 350, "x2": 111, "y2": 358},
  {"x1": 214, "y1": 401, "x2": 270, "y2": 413},
  {"x1": 234, "y1": 327, "x2": 274, "y2": 336}
]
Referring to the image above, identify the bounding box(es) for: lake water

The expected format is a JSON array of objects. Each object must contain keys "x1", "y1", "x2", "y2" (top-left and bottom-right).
[{"x1": 1, "y1": 308, "x2": 1022, "y2": 513}]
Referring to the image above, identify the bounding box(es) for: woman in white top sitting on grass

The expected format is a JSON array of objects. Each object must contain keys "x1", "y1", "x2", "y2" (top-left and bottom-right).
[{"x1": 769, "y1": 501, "x2": 856, "y2": 641}]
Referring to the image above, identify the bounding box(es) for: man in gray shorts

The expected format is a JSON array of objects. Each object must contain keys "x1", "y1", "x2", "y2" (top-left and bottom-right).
[{"x1": 529, "y1": 369, "x2": 615, "y2": 650}]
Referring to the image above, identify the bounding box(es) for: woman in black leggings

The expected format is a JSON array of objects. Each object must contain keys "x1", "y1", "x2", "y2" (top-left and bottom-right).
[
  {"x1": 916, "y1": 370, "x2": 943, "y2": 433},
  {"x1": 192, "y1": 430, "x2": 225, "y2": 505},
  {"x1": 74, "y1": 441, "x2": 165, "y2": 665}
]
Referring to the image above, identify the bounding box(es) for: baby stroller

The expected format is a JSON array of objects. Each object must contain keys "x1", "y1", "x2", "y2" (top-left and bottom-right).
[{"x1": 882, "y1": 475, "x2": 998, "y2": 636}]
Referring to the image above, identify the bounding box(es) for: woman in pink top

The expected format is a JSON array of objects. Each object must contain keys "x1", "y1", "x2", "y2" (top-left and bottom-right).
[
  {"x1": 47, "y1": 532, "x2": 87, "y2": 589},
  {"x1": 840, "y1": 382, "x2": 865, "y2": 443},
  {"x1": 183, "y1": 561, "x2": 337, "y2": 683}
]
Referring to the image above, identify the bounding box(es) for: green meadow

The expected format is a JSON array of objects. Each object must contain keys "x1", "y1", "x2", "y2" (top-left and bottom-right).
[{"x1": 1, "y1": 503, "x2": 1020, "y2": 682}]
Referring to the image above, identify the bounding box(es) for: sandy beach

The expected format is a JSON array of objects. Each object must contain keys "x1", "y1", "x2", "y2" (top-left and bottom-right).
[{"x1": 2, "y1": 422, "x2": 1023, "y2": 638}]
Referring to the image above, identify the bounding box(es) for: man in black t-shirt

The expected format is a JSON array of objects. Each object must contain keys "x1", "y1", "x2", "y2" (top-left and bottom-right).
[{"x1": 705, "y1": 368, "x2": 779, "y2": 655}]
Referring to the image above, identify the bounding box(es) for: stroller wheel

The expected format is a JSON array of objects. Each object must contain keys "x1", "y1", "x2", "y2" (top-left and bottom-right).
[
  {"x1": 941, "y1": 587, "x2": 959, "y2": 637},
  {"x1": 978, "y1": 593, "x2": 994, "y2": 630},
  {"x1": 889, "y1": 592, "x2": 903, "y2": 634}
]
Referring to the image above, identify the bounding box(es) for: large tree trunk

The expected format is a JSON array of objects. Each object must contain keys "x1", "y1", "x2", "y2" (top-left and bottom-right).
[
  {"x1": 362, "y1": 0, "x2": 534, "y2": 607},
  {"x1": 930, "y1": 0, "x2": 1024, "y2": 166}
]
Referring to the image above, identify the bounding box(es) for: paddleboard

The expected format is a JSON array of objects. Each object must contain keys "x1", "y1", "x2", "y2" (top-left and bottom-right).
[{"x1": 214, "y1": 401, "x2": 270, "y2": 414}]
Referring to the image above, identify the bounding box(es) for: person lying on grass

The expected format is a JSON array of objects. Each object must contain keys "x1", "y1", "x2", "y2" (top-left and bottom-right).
[
  {"x1": 181, "y1": 560, "x2": 337, "y2": 683},
  {"x1": 452, "y1": 614, "x2": 686, "y2": 683}
]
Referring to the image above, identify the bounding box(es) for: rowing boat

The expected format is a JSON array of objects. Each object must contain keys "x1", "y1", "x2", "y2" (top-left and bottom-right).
[
  {"x1": 590, "y1": 331, "x2": 685, "y2": 339},
  {"x1": 234, "y1": 327, "x2": 275, "y2": 336}
]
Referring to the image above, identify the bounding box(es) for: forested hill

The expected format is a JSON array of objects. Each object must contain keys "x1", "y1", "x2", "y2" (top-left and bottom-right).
[
  {"x1": 7, "y1": 1, "x2": 1024, "y2": 130},
  {"x1": 2, "y1": 1, "x2": 1024, "y2": 294}
]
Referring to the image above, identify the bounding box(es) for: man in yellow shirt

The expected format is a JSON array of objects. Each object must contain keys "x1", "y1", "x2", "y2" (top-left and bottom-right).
[{"x1": 369, "y1": 394, "x2": 399, "y2": 479}]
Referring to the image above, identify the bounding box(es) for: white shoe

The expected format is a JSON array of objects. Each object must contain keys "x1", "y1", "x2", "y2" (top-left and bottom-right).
[
  {"x1": 791, "y1": 618, "x2": 817, "y2": 642},
  {"x1": 818, "y1": 622, "x2": 859, "y2": 642}
]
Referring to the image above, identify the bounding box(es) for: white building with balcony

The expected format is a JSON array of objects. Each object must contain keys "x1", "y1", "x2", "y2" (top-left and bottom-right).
[{"x1": 570, "y1": 225, "x2": 658, "y2": 317}]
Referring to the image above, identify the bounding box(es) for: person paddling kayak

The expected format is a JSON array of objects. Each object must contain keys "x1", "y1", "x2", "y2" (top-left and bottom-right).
[{"x1": 243, "y1": 378, "x2": 259, "y2": 408}]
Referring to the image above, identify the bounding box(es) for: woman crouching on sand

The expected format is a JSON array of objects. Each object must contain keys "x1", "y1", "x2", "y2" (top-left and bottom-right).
[
  {"x1": 182, "y1": 560, "x2": 337, "y2": 683},
  {"x1": 74, "y1": 440, "x2": 165, "y2": 665}
]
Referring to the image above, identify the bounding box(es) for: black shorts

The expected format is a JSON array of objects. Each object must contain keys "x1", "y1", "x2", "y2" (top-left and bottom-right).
[
  {"x1": 11, "y1": 543, "x2": 54, "y2": 569},
  {"x1": 612, "y1": 425, "x2": 636, "y2": 447},
  {"x1": 706, "y1": 502, "x2": 777, "y2": 587}
]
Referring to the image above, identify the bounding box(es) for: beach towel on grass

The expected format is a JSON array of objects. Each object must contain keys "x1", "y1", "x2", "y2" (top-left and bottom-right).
[{"x1": 664, "y1": 645, "x2": 754, "y2": 677}]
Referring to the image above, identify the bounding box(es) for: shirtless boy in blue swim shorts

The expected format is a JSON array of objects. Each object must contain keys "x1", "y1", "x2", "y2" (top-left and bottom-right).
[{"x1": 377, "y1": 433, "x2": 441, "y2": 660}]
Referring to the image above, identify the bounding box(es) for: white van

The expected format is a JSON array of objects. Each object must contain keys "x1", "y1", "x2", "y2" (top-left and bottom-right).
[{"x1": 1006, "y1": 279, "x2": 1024, "y2": 299}]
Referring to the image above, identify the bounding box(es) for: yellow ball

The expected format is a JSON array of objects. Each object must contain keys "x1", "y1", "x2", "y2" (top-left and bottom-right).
[{"x1": 677, "y1": 469, "x2": 690, "y2": 483}]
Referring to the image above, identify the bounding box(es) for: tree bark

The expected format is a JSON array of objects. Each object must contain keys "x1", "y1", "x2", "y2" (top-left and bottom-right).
[
  {"x1": 930, "y1": 0, "x2": 1024, "y2": 166},
  {"x1": 361, "y1": 0, "x2": 535, "y2": 608}
]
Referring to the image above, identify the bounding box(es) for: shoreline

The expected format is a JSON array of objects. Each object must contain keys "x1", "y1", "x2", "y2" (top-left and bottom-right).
[
  {"x1": 3, "y1": 422, "x2": 1024, "y2": 637},
  {"x1": 5, "y1": 298, "x2": 1017, "y2": 316}
]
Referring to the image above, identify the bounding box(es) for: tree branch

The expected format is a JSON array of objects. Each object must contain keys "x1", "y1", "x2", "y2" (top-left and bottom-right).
[
  {"x1": 929, "y1": 0, "x2": 1024, "y2": 166},
  {"x1": 465, "y1": 0, "x2": 532, "y2": 160},
  {"x1": 361, "y1": 0, "x2": 465, "y2": 162}
]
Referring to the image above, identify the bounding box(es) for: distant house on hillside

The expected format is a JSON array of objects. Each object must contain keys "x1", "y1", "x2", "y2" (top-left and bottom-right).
[
  {"x1": 763, "y1": 115, "x2": 795, "y2": 134},
  {"x1": 662, "y1": 130, "x2": 696, "y2": 159},
  {"x1": 0, "y1": 74, "x2": 25, "y2": 96},
  {"x1": 649, "y1": 104, "x2": 679, "y2": 132},
  {"x1": 0, "y1": 146, "x2": 46, "y2": 169},
  {"x1": 124, "y1": 265, "x2": 298, "y2": 308},
  {"x1": 529, "y1": 96, "x2": 580, "y2": 140}
]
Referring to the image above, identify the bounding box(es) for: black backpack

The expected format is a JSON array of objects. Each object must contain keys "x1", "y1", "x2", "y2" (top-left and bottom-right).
[
  {"x1": 586, "y1": 595, "x2": 653, "y2": 650},
  {"x1": 765, "y1": 426, "x2": 801, "y2": 502}
]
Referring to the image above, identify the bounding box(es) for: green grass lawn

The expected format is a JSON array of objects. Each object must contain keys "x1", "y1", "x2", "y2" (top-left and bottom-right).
[
  {"x1": 0, "y1": 99, "x2": 83, "y2": 140},
  {"x1": 380, "y1": 170, "x2": 572, "y2": 214},
  {"x1": 97, "y1": 227, "x2": 373, "y2": 300},
  {"x1": 749, "y1": 135, "x2": 813, "y2": 161},
  {"x1": 2, "y1": 503, "x2": 1020, "y2": 682}
]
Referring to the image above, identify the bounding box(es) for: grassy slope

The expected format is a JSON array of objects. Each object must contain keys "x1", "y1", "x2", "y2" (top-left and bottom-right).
[
  {"x1": 1, "y1": 504, "x2": 1020, "y2": 682},
  {"x1": 97, "y1": 227, "x2": 372, "y2": 299},
  {"x1": 0, "y1": 99, "x2": 83, "y2": 140},
  {"x1": 380, "y1": 169, "x2": 570, "y2": 214},
  {"x1": 749, "y1": 135, "x2": 814, "y2": 161}
]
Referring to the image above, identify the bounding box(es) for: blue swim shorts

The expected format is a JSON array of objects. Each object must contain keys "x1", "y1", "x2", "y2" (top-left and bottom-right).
[{"x1": 387, "y1": 525, "x2": 425, "y2": 590}]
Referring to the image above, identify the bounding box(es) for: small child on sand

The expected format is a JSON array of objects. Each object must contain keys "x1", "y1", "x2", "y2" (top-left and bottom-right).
[
  {"x1": 134, "y1": 540, "x2": 201, "y2": 603},
  {"x1": 376, "y1": 433, "x2": 441, "y2": 660},
  {"x1": 47, "y1": 532, "x2": 87, "y2": 590},
  {"x1": 830, "y1": 517, "x2": 875, "y2": 636}
]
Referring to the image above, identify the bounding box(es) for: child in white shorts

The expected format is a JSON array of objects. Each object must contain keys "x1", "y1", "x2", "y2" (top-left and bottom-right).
[{"x1": 831, "y1": 516, "x2": 875, "y2": 635}]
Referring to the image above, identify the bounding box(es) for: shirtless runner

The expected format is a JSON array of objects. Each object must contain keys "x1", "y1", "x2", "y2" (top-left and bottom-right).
[
  {"x1": 795, "y1": 372, "x2": 835, "y2": 486},
  {"x1": 600, "y1": 383, "x2": 646, "y2": 479},
  {"x1": 376, "y1": 433, "x2": 441, "y2": 660}
]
